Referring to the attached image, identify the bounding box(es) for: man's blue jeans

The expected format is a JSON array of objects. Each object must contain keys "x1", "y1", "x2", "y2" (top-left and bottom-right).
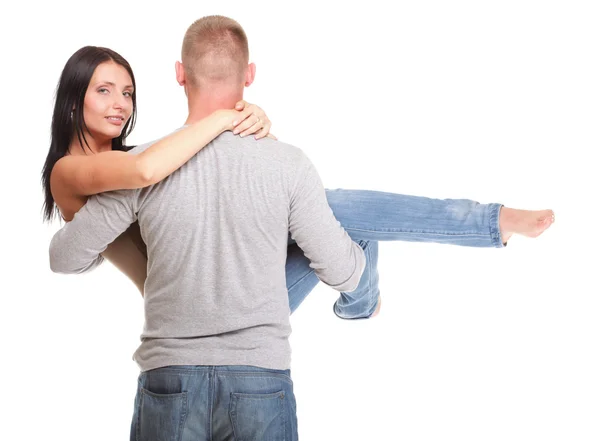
[
  {"x1": 130, "y1": 365, "x2": 298, "y2": 441},
  {"x1": 286, "y1": 189, "x2": 504, "y2": 319}
]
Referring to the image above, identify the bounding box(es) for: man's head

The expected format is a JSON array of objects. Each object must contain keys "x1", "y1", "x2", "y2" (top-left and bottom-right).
[{"x1": 176, "y1": 15, "x2": 255, "y2": 96}]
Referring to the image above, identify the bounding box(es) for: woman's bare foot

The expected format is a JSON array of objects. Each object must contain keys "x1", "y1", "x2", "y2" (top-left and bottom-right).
[{"x1": 500, "y1": 207, "x2": 555, "y2": 244}]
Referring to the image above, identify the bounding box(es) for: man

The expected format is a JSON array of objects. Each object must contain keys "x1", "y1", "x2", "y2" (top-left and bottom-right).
[{"x1": 49, "y1": 15, "x2": 365, "y2": 440}]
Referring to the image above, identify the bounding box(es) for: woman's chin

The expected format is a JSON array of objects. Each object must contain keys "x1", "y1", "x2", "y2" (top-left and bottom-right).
[{"x1": 104, "y1": 126, "x2": 125, "y2": 139}]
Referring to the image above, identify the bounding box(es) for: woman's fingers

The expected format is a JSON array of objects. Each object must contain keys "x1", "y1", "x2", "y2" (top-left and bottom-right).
[
  {"x1": 253, "y1": 118, "x2": 273, "y2": 139},
  {"x1": 253, "y1": 126, "x2": 271, "y2": 140},
  {"x1": 234, "y1": 113, "x2": 270, "y2": 137},
  {"x1": 239, "y1": 114, "x2": 265, "y2": 137},
  {"x1": 233, "y1": 113, "x2": 257, "y2": 135},
  {"x1": 246, "y1": 103, "x2": 266, "y2": 119},
  {"x1": 231, "y1": 107, "x2": 253, "y2": 129},
  {"x1": 231, "y1": 102, "x2": 271, "y2": 138},
  {"x1": 234, "y1": 99, "x2": 248, "y2": 111}
]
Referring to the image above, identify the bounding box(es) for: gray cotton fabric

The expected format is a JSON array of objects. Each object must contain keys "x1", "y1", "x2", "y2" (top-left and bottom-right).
[{"x1": 50, "y1": 130, "x2": 365, "y2": 371}]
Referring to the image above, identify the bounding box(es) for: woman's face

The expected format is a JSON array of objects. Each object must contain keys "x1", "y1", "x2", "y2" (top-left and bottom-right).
[{"x1": 82, "y1": 61, "x2": 134, "y2": 142}]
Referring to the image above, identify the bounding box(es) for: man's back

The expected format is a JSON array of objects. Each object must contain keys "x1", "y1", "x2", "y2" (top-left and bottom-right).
[{"x1": 132, "y1": 131, "x2": 365, "y2": 371}]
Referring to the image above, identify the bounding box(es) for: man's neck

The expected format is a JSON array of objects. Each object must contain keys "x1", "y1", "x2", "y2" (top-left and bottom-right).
[{"x1": 184, "y1": 87, "x2": 243, "y2": 126}]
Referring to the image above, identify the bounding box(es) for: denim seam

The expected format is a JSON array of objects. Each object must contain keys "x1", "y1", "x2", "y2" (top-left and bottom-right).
[
  {"x1": 144, "y1": 370, "x2": 205, "y2": 377},
  {"x1": 365, "y1": 241, "x2": 372, "y2": 316},
  {"x1": 488, "y1": 203, "x2": 504, "y2": 248},
  {"x1": 231, "y1": 390, "x2": 287, "y2": 399},
  {"x1": 344, "y1": 227, "x2": 488, "y2": 236},
  {"x1": 144, "y1": 368, "x2": 292, "y2": 382},
  {"x1": 179, "y1": 393, "x2": 189, "y2": 441},
  {"x1": 139, "y1": 388, "x2": 187, "y2": 400},
  {"x1": 208, "y1": 367, "x2": 215, "y2": 441},
  {"x1": 282, "y1": 391, "x2": 286, "y2": 440},
  {"x1": 364, "y1": 240, "x2": 379, "y2": 318},
  {"x1": 217, "y1": 373, "x2": 294, "y2": 385},
  {"x1": 135, "y1": 388, "x2": 142, "y2": 441},
  {"x1": 229, "y1": 395, "x2": 240, "y2": 441}
]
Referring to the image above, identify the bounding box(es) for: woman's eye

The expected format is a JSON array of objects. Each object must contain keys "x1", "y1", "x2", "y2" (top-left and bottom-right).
[
  {"x1": 98, "y1": 88, "x2": 109, "y2": 94},
  {"x1": 123, "y1": 91, "x2": 132, "y2": 98}
]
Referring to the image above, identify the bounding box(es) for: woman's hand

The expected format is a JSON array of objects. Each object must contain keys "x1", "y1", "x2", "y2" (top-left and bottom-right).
[{"x1": 232, "y1": 100, "x2": 275, "y2": 139}]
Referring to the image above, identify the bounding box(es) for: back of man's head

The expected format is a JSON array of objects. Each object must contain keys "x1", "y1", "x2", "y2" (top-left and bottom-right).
[{"x1": 181, "y1": 15, "x2": 249, "y2": 87}]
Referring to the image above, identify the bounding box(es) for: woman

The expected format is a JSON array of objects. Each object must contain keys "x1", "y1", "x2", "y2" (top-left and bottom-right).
[{"x1": 43, "y1": 46, "x2": 554, "y2": 319}]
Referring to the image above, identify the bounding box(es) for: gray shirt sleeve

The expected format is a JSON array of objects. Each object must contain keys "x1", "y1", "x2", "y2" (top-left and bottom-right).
[
  {"x1": 49, "y1": 189, "x2": 138, "y2": 274},
  {"x1": 288, "y1": 153, "x2": 365, "y2": 292}
]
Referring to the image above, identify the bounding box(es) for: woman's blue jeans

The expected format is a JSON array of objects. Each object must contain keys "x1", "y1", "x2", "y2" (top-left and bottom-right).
[{"x1": 286, "y1": 189, "x2": 504, "y2": 319}]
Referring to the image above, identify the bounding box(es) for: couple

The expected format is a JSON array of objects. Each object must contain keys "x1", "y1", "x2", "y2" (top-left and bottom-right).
[{"x1": 46, "y1": 15, "x2": 554, "y2": 441}]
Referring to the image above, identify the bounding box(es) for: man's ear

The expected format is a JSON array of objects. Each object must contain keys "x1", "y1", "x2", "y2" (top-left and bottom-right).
[
  {"x1": 244, "y1": 62, "x2": 256, "y2": 87},
  {"x1": 175, "y1": 61, "x2": 186, "y2": 86}
]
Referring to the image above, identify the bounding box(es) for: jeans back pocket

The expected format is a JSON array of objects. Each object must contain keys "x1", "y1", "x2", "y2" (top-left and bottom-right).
[
  {"x1": 136, "y1": 388, "x2": 188, "y2": 441},
  {"x1": 229, "y1": 390, "x2": 286, "y2": 441}
]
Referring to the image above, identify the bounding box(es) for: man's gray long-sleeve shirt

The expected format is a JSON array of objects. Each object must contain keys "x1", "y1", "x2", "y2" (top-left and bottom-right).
[{"x1": 49, "y1": 130, "x2": 365, "y2": 371}]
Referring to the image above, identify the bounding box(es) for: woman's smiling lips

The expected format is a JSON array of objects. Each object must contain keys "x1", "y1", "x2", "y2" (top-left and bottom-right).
[{"x1": 106, "y1": 115, "x2": 125, "y2": 125}]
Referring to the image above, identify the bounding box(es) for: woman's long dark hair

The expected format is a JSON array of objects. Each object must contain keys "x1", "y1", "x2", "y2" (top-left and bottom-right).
[{"x1": 41, "y1": 46, "x2": 138, "y2": 222}]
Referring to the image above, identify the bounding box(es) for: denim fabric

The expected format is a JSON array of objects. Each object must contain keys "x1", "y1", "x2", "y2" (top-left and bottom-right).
[
  {"x1": 285, "y1": 189, "x2": 503, "y2": 318},
  {"x1": 130, "y1": 365, "x2": 297, "y2": 441}
]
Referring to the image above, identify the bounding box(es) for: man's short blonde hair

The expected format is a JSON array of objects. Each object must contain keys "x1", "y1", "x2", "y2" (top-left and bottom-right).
[{"x1": 181, "y1": 15, "x2": 249, "y2": 85}]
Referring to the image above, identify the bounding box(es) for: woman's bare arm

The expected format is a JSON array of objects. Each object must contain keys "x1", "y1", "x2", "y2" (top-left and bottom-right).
[
  {"x1": 50, "y1": 112, "x2": 236, "y2": 296},
  {"x1": 51, "y1": 110, "x2": 244, "y2": 208}
]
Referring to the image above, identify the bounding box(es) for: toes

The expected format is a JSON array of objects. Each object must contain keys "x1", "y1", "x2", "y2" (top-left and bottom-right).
[{"x1": 538, "y1": 210, "x2": 555, "y2": 223}]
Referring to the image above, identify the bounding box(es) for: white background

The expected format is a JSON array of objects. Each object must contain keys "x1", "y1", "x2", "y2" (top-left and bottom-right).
[{"x1": 1, "y1": 1, "x2": 598, "y2": 440}]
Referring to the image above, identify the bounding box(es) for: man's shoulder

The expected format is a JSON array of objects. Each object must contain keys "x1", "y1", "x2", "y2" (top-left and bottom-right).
[
  {"x1": 254, "y1": 137, "x2": 306, "y2": 159},
  {"x1": 224, "y1": 132, "x2": 307, "y2": 159}
]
